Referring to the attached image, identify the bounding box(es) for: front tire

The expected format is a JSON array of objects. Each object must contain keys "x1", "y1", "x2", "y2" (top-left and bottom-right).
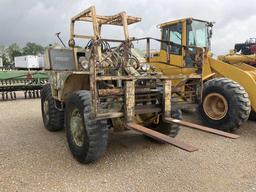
[
  {"x1": 199, "y1": 78, "x2": 250, "y2": 132},
  {"x1": 65, "y1": 91, "x2": 108, "y2": 164}
]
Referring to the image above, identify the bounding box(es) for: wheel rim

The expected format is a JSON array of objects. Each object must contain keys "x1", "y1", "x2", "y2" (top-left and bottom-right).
[
  {"x1": 70, "y1": 108, "x2": 85, "y2": 147},
  {"x1": 203, "y1": 93, "x2": 228, "y2": 120},
  {"x1": 43, "y1": 100, "x2": 49, "y2": 123}
]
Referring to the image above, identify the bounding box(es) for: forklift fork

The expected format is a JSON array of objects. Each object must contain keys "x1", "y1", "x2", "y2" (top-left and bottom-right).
[{"x1": 124, "y1": 79, "x2": 239, "y2": 152}]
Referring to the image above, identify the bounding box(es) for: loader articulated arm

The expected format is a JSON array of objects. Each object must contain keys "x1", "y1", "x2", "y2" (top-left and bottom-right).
[{"x1": 206, "y1": 57, "x2": 256, "y2": 112}]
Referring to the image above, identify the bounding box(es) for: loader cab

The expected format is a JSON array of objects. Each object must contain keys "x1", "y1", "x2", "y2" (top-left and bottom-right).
[{"x1": 155, "y1": 18, "x2": 212, "y2": 69}]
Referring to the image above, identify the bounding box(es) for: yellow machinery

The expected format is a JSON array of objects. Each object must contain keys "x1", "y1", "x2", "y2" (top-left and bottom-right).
[
  {"x1": 142, "y1": 18, "x2": 254, "y2": 132},
  {"x1": 218, "y1": 53, "x2": 256, "y2": 65},
  {"x1": 217, "y1": 52, "x2": 256, "y2": 119}
]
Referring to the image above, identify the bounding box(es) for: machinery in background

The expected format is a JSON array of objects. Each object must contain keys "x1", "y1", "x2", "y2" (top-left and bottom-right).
[
  {"x1": 0, "y1": 70, "x2": 48, "y2": 100},
  {"x1": 0, "y1": 55, "x2": 47, "y2": 101},
  {"x1": 218, "y1": 38, "x2": 256, "y2": 67},
  {"x1": 217, "y1": 39, "x2": 256, "y2": 118},
  {"x1": 14, "y1": 55, "x2": 44, "y2": 69},
  {"x1": 218, "y1": 52, "x2": 256, "y2": 67},
  {"x1": 235, "y1": 38, "x2": 256, "y2": 55},
  {"x1": 139, "y1": 18, "x2": 253, "y2": 132}
]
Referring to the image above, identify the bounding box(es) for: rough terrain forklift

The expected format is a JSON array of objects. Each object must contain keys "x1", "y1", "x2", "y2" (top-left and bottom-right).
[
  {"x1": 41, "y1": 7, "x2": 238, "y2": 164},
  {"x1": 142, "y1": 18, "x2": 252, "y2": 132}
]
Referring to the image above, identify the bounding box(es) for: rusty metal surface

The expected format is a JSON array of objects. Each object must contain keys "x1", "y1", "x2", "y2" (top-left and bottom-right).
[
  {"x1": 71, "y1": 6, "x2": 141, "y2": 27},
  {"x1": 49, "y1": 6, "x2": 199, "y2": 135},
  {"x1": 125, "y1": 81, "x2": 135, "y2": 123},
  {"x1": 96, "y1": 76, "x2": 134, "y2": 81},
  {"x1": 127, "y1": 123, "x2": 198, "y2": 152},
  {"x1": 96, "y1": 112, "x2": 123, "y2": 120},
  {"x1": 135, "y1": 104, "x2": 161, "y2": 114},
  {"x1": 163, "y1": 79, "x2": 172, "y2": 118},
  {"x1": 98, "y1": 87, "x2": 158, "y2": 97},
  {"x1": 164, "y1": 117, "x2": 239, "y2": 139},
  {"x1": 98, "y1": 88, "x2": 123, "y2": 97},
  {"x1": 51, "y1": 6, "x2": 173, "y2": 126}
]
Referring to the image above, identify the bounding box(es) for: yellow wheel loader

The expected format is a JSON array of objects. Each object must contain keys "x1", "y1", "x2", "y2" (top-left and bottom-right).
[
  {"x1": 136, "y1": 18, "x2": 253, "y2": 132},
  {"x1": 218, "y1": 47, "x2": 256, "y2": 120}
]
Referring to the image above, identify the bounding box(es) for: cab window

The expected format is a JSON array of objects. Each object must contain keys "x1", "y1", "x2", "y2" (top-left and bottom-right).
[
  {"x1": 161, "y1": 28, "x2": 168, "y2": 50},
  {"x1": 161, "y1": 23, "x2": 182, "y2": 55}
]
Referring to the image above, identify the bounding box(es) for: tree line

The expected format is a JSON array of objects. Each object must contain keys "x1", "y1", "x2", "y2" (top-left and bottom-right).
[{"x1": 0, "y1": 42, "x2": 45, "y2": 67}]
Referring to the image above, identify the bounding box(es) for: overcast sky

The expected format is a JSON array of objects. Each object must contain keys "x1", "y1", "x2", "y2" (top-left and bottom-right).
[{"x1": 0, "y1": 0, "x2": 255, "y2": 55}]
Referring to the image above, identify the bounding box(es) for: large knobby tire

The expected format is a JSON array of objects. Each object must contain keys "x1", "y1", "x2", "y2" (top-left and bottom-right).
[
  {"x1": 199, "y1": 78, "x2": 250, "y2": 132},
  {"x1": 249, "y1": 110, "x2": 256, "y2": 121},
  {"x1": 152, "y1": 109, "x2": 182, "y2": 137},
  {"x1": 41, "y1": 84, "x2": 64, "y2": 131},
  {"x1": 145, "y1": 109, "x2": 182, "y2": 142},
  {"x1": 65, "y1": 91, "x2": 108, "y2": 164}
]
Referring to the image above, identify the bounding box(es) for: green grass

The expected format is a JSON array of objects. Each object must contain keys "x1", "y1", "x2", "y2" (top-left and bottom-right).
[{"x1": 0, "y1": 70, "x2": 48, "y2": 80}]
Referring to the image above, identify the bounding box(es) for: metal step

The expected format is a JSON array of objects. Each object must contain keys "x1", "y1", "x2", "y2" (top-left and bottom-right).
[
  {"x1": 127, "y1": 123, "x2": 198, "y2": 152},
  {"x1": 164, "y1": 117, "x2": 239, "y2": 139}
]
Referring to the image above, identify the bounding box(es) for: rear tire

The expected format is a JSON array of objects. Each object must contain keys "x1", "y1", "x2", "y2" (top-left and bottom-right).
[
  {"x1": 152, "y1": 109, "x2": 182, "y2": 138},
  {"x1": 249, "y1": 110, "x2": 256, "y2": 121},
  {"x1": 41, "y1": 84, "x2": 64, "y2": 131},
  {"x1": 145, "y1": 109, "x2": 182, "y2": 142},
  {"x1": 65, "y1": 91, "x2": 108, "y2": 164},
  {"x1": 199, "y1": 78, "x2": 250, "y2": 132}
]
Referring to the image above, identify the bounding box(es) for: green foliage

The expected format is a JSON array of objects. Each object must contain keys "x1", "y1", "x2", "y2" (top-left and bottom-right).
[
  {"x1": 7, "y1": 43, "x2": 22, "y2": 62},
  {"x1": 0, "y1": 42, "x2": 45, "y2": 68},
  {"x1": 23, "y1": 42, "x2": 45, "y2": 55},
  {"x1": 0, "y1": 45, "x2": 10, "y2": 67}
]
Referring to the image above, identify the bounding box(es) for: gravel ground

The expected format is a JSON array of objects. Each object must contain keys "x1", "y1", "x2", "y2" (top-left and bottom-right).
[{"x1": 0, "y1": 96, "x2": 256, "y2": 192}]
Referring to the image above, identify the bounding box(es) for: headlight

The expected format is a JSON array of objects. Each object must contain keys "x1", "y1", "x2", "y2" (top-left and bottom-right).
[
  {"x1": 141, "y1": 63, "x2": 151, "y2": 71},
  {"x1": 79, "y1": 57, "x2": 89, "y2": 70}
]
